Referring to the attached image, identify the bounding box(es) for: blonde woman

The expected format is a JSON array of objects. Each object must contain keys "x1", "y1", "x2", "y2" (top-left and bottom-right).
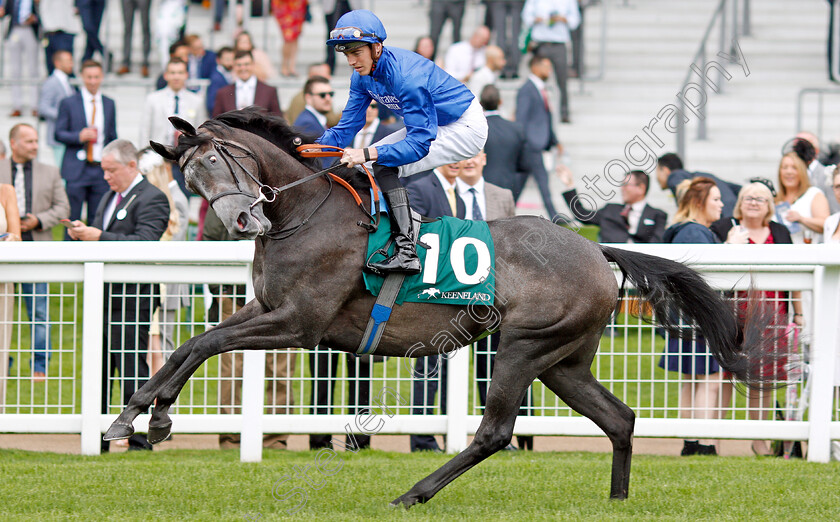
[
  {"x1": 0, "y1": 184, "x2": 21, "y2": 412},
  {"x1": 713, "y1": 182, "x2": 803, "y2": 455},
  {"x1": 775, "y1": 152, "x2": 829, "y2": 243},
  {"x1": 139, "y1": 151, "x2": 189, "y2": 375}
]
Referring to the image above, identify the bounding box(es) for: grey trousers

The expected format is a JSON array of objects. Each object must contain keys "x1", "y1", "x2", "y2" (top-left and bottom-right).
[
  {"x1": 8, "y1": 26, "x2": 39, "y2": 111},
  {"x1": 121, "y1": 0, "x2": 151, "y2": 67},
  {"x1": 535, "y1": 41, "x2": 570, "y2": 119},
  {"x1": 488, "y1": 1, "x2": 525, "y2": 78},
  {"x1": 429, "y1": 0, "x2": 466, "y2": 58}
]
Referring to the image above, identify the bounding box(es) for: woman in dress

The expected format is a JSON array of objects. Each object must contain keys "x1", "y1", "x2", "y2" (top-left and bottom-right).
[
  {"x1": 0, "y1": 184, "x2": 21, "y2": 412},
  {"x1": 271, "y1": 0, "x2": 307, "y2": 77},
  {"x1": 660, "y1": 177, "x2": 741, "y2": 456},
  {"x1": 775, "y1": 152, "x2": 829, "y2": 243},
  {"x1": 234, "y1": 31, "x2": 276, "y2": 81},
  {"x1": 712, "y1": 182, "x2": 803, "y2": 456}
]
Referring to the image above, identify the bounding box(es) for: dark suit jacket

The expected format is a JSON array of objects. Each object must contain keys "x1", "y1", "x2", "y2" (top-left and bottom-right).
[
  {"x1": 371, "y1": 121, "x2": 402, "y2": 143},
  {"x1": 55, "y1": 91, "x2": 117, "y2": 182},
  {"x1": 205, "y1": 67, "x2": 230, "y2": 115},
  {"x1": 562, "y1": 189, "x2": 667, "y2": 243},
  {"x1": 2, "y1": 0, "x2": 39, "y2": 36},
  {"x1": 483, "y1": 114, "x2": 540, "y2": 195},
  {"x1": 212, "y1": 80, "x2": 283, "y2": 118},
  {"x1": 92, "y1": 177, "x2": 169, "y2": 310},
  {"x1": 710, "y1": 218, "x2": 793, "y2": 245},
  {"x1": 515, "y1": 79, "x2": 558, "y2": 152},
  {"x1": 293, "y1": 108, "x2": 327, "y2": 139},
  {"x1": 406, "y1": 172, "x2": 466, "y2": 219},
  {"x1": 197, "y1": 51, "x2": 217, "y2": 79}
]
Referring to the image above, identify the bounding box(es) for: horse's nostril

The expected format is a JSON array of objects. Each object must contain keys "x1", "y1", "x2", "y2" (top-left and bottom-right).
[{"x1": 237, "y1": 212, "x2": 249, "y2": 230}]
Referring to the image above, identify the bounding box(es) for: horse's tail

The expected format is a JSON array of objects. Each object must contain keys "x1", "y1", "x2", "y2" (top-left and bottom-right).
[{"x1": 599, "y1": 245, "x2": 777, "y2": 387}]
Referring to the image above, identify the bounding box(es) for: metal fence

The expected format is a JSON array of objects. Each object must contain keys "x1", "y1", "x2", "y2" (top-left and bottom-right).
[{"x1": 0, "y1": 242, "x2": 838, "y2": 463}]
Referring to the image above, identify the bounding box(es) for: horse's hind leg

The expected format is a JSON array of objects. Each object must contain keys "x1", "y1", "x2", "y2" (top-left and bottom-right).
[
  {"x1": 391, "y1": 346, "x2": 538, "y2": 508},
  {"x1": 538, "y1": 333, "x2": 635, "y2": 500}
]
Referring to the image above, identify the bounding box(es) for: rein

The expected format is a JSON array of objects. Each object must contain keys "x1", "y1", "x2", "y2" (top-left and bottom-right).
[{"x1": 188, "y1": 136, "x2": 380, "y2": 239}]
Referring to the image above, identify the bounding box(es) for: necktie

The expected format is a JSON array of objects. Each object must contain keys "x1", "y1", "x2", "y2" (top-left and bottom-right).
[
  {"x1": 174, "y1": 94, "x2": 180, "y2": 115},
  {"x1": 446, "y1": 186, "x2": 457, "y2": 216},
  {"x1": 541, "y1": 88, "x2": 550, "y2": 112},
  {"x1": 115, "y1": 193, "x2": 123, "y2": 207},
  {"x1": 87, "y1": 97, "x2": 96, "y2": 162},
  {"x1": 14, "y1": 163, "x2": 25, "y2": 217},
  {"x1": 620, "y1": 204, "x2": 631, "y2": 228},
  {"x1": 469, "y1": 188, "x2": 483, "y2": 221}
]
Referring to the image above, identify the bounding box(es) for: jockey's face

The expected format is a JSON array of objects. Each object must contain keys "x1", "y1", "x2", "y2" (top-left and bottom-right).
[{"x1": 342, "y1": 43, "x2": 382, "y2": 76}]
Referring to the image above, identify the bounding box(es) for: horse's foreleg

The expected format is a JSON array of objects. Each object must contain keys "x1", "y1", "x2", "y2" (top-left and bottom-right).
[
  {"x1": 391, "y1": 350, "x2": 538, "y2": 509},
  {"x1": 538, "y1": 334, "x2": 635, "y2": 500},
  {"x1": 104, "y1": 299, "x2": 267, "y2": 442}
]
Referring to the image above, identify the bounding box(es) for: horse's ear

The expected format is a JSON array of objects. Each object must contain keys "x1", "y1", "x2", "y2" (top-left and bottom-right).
[
  {"x1": 150, "y1": 141, "x2": 178, "y2": 161},
  {"x1": 169, "y1": 116, "x2": 196, "y2": 137}
]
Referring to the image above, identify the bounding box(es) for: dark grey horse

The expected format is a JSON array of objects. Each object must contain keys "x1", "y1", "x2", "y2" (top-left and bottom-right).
[{"x1": 104, "y1": 109, "x2": 775, "y2": 508}]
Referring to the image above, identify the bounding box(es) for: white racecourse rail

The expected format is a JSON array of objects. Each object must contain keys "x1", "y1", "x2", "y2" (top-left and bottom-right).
[{"x1": 0, "y1": 242, "x2": 838, "y2": 463}]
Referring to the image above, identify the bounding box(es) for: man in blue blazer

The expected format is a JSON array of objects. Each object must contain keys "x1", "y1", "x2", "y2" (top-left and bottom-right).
[
  {"x1": 293, "y1": 76, "x2": 335, "y2": 139},
  {"x1": 515, "y1": 54, "x2": 561, "y2": 221},
  {"x1": 205, "y1": 47, "x2": 234, "y2": 116},
  {"x1": 55, "y1": 60, "x2": 116, "y2": 225}
]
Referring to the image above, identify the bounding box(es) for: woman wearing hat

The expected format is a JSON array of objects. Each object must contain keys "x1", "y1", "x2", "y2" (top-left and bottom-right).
[{"x1": 317, "y1": 10, "x2": 488, "y2": 275}]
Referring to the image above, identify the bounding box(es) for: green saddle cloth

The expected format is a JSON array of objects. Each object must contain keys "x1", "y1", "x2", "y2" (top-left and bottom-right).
[{"x1": 364, "y1": 215, "x2": 496, "y2": 306}]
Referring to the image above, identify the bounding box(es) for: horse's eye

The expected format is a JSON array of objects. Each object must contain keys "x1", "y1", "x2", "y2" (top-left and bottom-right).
[{"x1": 209, "y1": 155, "x2": 217, "y2": 163}]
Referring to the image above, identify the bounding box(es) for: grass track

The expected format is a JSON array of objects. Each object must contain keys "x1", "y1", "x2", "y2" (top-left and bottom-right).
[{"x1": 1, "y1": 448, "x2": 838, "y2": 521}]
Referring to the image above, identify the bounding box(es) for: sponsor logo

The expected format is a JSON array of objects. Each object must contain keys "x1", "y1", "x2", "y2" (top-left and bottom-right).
[
  {"x1": 418, "y1": 287, "x2": 441, "y2": 299},
  {"x1": 367, "y1": 91, "x2": 401, "y2": 111},
  {"x1": 440, "y1": 291, "x2": 492, "y2": 301}
]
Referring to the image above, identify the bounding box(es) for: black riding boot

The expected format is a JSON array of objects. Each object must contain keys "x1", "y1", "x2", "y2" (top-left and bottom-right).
[{"x1": 369, "y1": 186, "x2": 421, "y2": 274}]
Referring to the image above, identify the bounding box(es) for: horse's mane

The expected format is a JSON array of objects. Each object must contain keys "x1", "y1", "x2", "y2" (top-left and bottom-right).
[{"x1": 193, "y1": 107, "x2": 370, "y2": 190}]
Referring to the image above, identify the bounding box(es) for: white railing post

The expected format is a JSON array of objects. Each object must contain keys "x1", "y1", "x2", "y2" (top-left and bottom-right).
[
  {"x1": 808, "y1": 265, "x2": 840, "y2": 462},
  {"x1": 445, "y1": 346, "x2": 470, "y2": 453},
  {"x1": 80, "y1": 263, "x2": 104, "y2": 455},
  {"x1": 240, "y1": 266, "x2": 265, "y2": 462}
]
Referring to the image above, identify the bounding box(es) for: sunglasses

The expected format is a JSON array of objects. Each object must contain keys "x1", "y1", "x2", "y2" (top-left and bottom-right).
[{"x1": 313, "y1": 91, "x2": 335, "y2": 98}]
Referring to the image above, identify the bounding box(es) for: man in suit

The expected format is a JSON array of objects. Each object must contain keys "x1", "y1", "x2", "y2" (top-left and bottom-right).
[
  {"x1": 516, "y1": 55, "x2": 561, "y2": 221},
  {"x1": 1, "y1": 0, "x2": 40, "y2": 117},
  {"x1": 454, "y1": 150, "x2": 531, "y2": 449},
  {"x1": 484, "y1": 0, "x2": 525, "y2": 79},
  {"x1": 286, "y1": 63, "x2": 342, "y2": 128},
  {"x1": 39, "y1": 0, "x2": 80, "y2": 75},
  {"x1": 141, "y1": 58, "x2": 206, "y2": 195},
  {"x1": 405, "y1": 162, "x2": 464, "y2": 452},
  {"x1": 39, "y1": 50, "x2": 77, "y2": 166},
  {"x1": 293, "y1": 76, "x2": 334, "y2": 139},
  {"x1": 77, "y1": 0, "x2": 106, "y2": 63},
  {"x1": 480, "y1": 85, "x2": 540, "y2": 200},
  {"x1": 155, "y1": 41, "x2": 191, "y2": 91},
  {"x1": 796, "y1": 131, "x2": 840, "y2": 213},
  {"x1": 206, "y1": 47, "x2": 234, "y2": 116},
  {"x1": 185, "y1": 34, "x2": 216, "y2": 80},
  {"x1": 656, "y1": 152, "x2": 742, "y2": 218},
  {"x1": 558, "y1": 165, "x2": 667, "y2": 243},
  {"x1": 213, "y1": 50, "x2": 283, "y2": 118},
  {"x1": 117, "y1": 0, "x2": 151, "y2": 77},
  {"x1": 0, "y1": 124, "x2": 70, "y2": 381},
  {"x1": 55, "y1": 60, "x2": 116, "y2": 226},
  {"x1": 67, "y1": 139, "x2": 169, "y2": 452}
]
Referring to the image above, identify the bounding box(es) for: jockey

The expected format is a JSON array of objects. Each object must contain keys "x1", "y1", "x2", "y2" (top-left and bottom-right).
[{"x1": 317, "y1": 9, "x2": 488, "y2": 275}]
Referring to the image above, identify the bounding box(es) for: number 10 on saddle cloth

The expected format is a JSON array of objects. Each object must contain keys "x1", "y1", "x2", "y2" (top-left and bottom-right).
[{"x1": 364, "y1": 216, "x2": 496, "y2": 306}]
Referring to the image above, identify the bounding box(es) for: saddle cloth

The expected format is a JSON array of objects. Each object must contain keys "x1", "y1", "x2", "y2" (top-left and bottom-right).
[{"x1": 364, "y1": 215, "x2": 496, "y2": 306}]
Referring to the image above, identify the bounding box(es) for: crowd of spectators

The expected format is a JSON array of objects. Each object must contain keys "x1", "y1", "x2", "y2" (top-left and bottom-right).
[{"x1": 0, "y1": 1, "x2": 835, "y2": 457}]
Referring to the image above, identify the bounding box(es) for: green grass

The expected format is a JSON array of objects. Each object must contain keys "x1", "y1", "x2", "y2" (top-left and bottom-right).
[{"x1": 0, "y1": 449, "x2": 837, "y2": 521}]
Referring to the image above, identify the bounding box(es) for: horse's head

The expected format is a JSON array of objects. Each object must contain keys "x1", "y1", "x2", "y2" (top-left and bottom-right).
[{"x1": 152, "y1": 116, "x2": 274, "y2": 240}]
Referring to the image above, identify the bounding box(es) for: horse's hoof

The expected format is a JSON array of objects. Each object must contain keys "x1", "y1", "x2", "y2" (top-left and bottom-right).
[
  {"x1": 103, "y1": 421, "x2": 134, "y2": 441},
  {"x1": 389, "y1": 495, "x2": 416, "y2": 510},
  {"x1": 147, "y1": 422, "x2": 172, "y2": 445}
]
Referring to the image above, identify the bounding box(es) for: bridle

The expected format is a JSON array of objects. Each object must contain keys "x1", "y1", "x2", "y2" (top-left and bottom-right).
[{"x1": 182, "y1": 136, "x2": 379, "y2": 240}]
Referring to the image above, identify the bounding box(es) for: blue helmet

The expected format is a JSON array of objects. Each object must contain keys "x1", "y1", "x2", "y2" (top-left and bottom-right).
[{"x1": 326, "y1": 10, "x2": 387, "y2": 52}]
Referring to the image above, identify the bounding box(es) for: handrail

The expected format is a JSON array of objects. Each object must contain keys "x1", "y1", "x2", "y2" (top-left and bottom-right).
[
  {"x1": 795, "y1": 87, "x2": 840, "y2": 138},
  {"x1": 676, "y1": 0, "x2": 751, "y2": 161}
]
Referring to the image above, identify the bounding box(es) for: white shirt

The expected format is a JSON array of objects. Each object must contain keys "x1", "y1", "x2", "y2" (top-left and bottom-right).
[
  {"x1": 444, "y1": 41, "x2": 486, "y2": 82},
  {"x1": 81, "y1": 87, "x2": 105, "y2": 162},
  {"x1": 468, "y1": 65, "x2": 497, "y2": 98},
  {"x1": 235, "y1": 76, "x2": 258, "y2": 109},
  {"x1": 103, "y1": 173, "x2": 143, "y2": 229},
  {"x1": 522, "y1": 0, "x2": 581, "y2": 44},
  {"x1": 625, "y1": 199, "x2": 647, "y2": 238},
  {"x1": 354, "y1": 119, "x2": 380, "y2": 149},
  {"x1": 54, "y1": 69, "x2": 74, "y2": 97},
  {"x1": 456, "y1": 177, "x2": 487, "y2": 221},
  {"x1": 303, "y1": 105, "x2": 328, "y2": 130}
]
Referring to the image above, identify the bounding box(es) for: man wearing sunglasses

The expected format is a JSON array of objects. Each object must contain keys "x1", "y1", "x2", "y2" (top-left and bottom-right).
[
  {"x1": 317, "y1": 9, "x2": 488, "y2": 275},
  {"x1": 293, "y1": 76, "x2": 335, "y2": 139}
]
